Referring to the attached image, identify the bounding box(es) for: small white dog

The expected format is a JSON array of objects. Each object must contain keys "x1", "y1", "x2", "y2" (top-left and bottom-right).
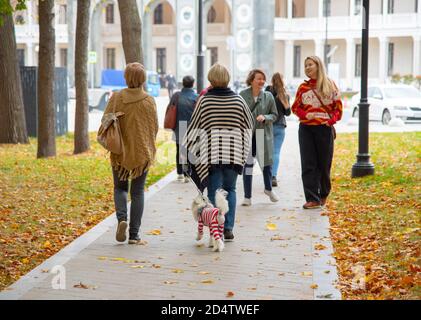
[{"x1": 191, "y1": 189, "x2": 229, "y2": 252}]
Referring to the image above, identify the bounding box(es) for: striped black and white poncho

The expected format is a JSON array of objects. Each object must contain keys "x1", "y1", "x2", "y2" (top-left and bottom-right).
[{"x1": 182, "y1": 87, "x2": 254, "y2": 190}]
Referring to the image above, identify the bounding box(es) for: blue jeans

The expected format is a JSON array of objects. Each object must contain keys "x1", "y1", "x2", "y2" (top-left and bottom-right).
[
  {"x1": 272, "y1": 124, "x2": 286, "y2": 178},
  {"x1": 207, "y1": 167, "x2": 238, "y2": 231}
]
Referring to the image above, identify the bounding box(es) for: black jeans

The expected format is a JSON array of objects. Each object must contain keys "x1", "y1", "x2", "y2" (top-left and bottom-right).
[
  {"x1": 243, "y1": 156, "x2": 272, "y2": 199},
  {"x1": 176, "y1": 143, "x2": 187, "y2": 175},
  {"x1": 112, "y1": 169, "x2": 148, "y2": 238},
  {"x1": 298, "y1": 124, "x2": 334, "y2": 202}
]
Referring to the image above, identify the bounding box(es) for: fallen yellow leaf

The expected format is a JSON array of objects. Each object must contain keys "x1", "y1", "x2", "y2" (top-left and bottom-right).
[
  {"x1": 266, "y1": 223, "x2": 278, "y2": 231},
  {"x1": 226, "y1": 291, "x2": 235, "y2": 297},
  {"x1": 201, "y1": 279, "x2": 214, "y2": 284},
  {"x1": 172, "y1": 269, "x2": 184, "y2": 273},
  {"x1": 22, "y1": 258, "x2": 29, "y2": 264},
  {"x1": 301, "y1": 271, "x2": 313, "y2": 277},
  {"x1": 310, "y1": 284, "x2": 318, "y2": 289},
  {"x1": 314, "y1": 244, "x2": 327, "y2": 250},
  {"x1": 43, "y1": 241, "x2": 52, "y2": 249},
  {"x1": 147, "y1": 229, "x2": 162, "y2": 235}
]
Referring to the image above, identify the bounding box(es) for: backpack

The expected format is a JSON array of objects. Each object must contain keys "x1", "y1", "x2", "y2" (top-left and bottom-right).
[{"x1": 97, "y1": 92, "x2": 125, "y2": 154}]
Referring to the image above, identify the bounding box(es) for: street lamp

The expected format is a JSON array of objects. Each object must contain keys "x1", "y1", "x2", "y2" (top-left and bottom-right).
[
  {"x1": 197, "y1": 0, "x2": 205, "y2": 93},
  {"x1": 351, "y1": 0, "x2": 375, "y2": 177}
]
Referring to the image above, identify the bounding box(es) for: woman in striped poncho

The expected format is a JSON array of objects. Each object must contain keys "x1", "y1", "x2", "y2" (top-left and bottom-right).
[{"x1": 183, "y1": 64, "x2": 254, "y2": 241}]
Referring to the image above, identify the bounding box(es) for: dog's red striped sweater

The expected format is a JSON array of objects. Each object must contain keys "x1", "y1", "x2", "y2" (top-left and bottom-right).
[{"x1": 198, "y1": 207, "x2": 224, "y2": 241}]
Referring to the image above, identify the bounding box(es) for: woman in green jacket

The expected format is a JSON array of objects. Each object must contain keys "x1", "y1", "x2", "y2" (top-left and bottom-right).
[{"x1": 240, "y1": 69, "x2": 279, "y2": 206}]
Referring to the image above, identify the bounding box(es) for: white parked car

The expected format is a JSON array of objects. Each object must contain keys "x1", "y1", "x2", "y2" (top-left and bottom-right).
[{"x1": 351, "y1": 84, "x2": 421, "y2": 125}]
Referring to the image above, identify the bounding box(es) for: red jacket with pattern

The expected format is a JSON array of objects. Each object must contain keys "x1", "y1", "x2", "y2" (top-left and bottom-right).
[{"x1": 291, "y1": 79, "x2": 343, "y2": 126}]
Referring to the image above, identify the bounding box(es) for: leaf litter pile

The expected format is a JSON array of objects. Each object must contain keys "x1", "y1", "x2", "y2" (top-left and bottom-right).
[
  {"x1": 0, "y1": 131, "x2": 175, "y2": 291},
  {"x1": 328, "y1": 132, "x2": 420, "y2": 299}
]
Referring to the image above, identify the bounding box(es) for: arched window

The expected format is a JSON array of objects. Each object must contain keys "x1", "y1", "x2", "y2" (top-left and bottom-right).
[
  {"x1": 154, "y1": 4, "x2": 163, "y2": 24},
  {"x1": 207, "y1": 6, "x2": 217, "y2": 23}
]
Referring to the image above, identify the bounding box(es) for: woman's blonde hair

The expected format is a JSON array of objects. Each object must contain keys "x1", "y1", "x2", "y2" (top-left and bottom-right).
[
  {"x1": 207, "y1": 63, "x2": 230, "y2": 88},
  {"x1": 124, "y1": 62, "x2": 146, "y2": 88},
  {"x1": 246, "y1": 69, "x2": 266, "y2": 87},
  {"x1": 305, "y1": 56, "x2": 335, "y2": 97},
  {"x1": 271, "y1": 72, "x2": 289, "y2": 106}
]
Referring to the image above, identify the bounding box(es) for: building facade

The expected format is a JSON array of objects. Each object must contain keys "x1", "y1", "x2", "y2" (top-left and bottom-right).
[{"x1": 13, "y1": 0, "x2": 421, "y2": 90}]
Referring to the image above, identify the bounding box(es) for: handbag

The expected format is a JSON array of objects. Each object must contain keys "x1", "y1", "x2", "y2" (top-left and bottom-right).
[
  {"x1": 311, "y1": 88, "x2": 337, "y2": 140},
  {"x1": 164, "y1": 92, "x2": 180, "y2": 130},
  {"x1": 97, "y1": 92, "x2": 125, "y2": 154}
]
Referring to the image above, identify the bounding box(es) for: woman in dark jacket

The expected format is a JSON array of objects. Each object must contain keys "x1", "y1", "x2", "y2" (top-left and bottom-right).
[
  {"x1": 169, "y1": 75, "x2": 198, "y2": 182},
  {"x1": 265, "y1": 72, "x2": 291, "y2": 187}
]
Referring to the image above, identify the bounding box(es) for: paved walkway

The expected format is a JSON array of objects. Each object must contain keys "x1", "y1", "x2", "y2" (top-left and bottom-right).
[{"x1": 0, "y1": 127, "x2": 340, "y2": 300}]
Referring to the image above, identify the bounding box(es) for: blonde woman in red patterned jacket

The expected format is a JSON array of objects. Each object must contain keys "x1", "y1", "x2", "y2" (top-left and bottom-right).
[{"x1": 291, "y1": 56, "x2": 343, "y2": 209}]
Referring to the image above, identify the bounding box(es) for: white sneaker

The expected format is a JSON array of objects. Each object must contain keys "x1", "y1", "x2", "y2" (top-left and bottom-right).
[
  {"x1": 177, "y1": 174, "x2": 184, "y2": 182},
  {"x1": 241, "y1": 198, "x2": 252, "y2": 206},
  {"x1": 264, "y1": 189, "x2": 279, "y2": 202}
]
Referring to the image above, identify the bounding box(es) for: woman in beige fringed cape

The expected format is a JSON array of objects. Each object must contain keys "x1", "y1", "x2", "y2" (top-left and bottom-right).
[{"x1": 102, "y1": 62, "x2": 158, "y2": 244}]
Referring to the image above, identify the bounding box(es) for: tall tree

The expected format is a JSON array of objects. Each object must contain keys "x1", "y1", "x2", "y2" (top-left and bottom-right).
[
  {"x1": 117, "y1": 0, "x2": 143, "y2": 64},
  {"x1": 74, "y1": 0, "x2": 90, "y2": 154},
  {"x1": 37, "y1": 0, "x2": 56, "y2": 158},
  {"x1": 73, "y1": 0, "x2": 90, "y2": 154},
  {"x1": 0, "y1": 1, "x2": 28, "y2": 144}
]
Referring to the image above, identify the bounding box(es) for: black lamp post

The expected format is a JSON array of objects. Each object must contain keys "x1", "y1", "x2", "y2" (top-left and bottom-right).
[
  {"x1": 352, "y1": 0, "x2": 375, "y2": 177},
  {"x1": 197, "y1": 0, "x2": 205, "y2": 93}
]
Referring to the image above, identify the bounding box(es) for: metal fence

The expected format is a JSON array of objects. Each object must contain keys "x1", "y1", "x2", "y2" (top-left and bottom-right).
[{"x1": 20, "y1": 66, "x2": 68, "y2": 137}]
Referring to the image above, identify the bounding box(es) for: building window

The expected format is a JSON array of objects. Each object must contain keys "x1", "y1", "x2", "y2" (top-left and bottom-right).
[
  {"x1": 354, "y1": 0, "x2": 362, "y2": 15},
  {"x1": 209, "y1": 47, "x2": 218, "y2": 66},
  {"x1": 15, "y1": 14, "x2": 25, "y2": 25},
  {"x1": 106, "y1": 4, "x2": 114, "y2": 24},
  {"x1": 154, "y1": 4, "x2": 163, "y2": 24},
  {"x1": 17, "y1": 49, "x2": 25, "y2": 66},
  {"x1": 58, "y1": 4, "x2": 67, "y2": 24},
  {"x1": 387, "y1": 0, "x2": 394, "y2": 14},
  {"x1": 416, "y1": 0, "x2": 419, "y2": 13},
  {"x1": 207, "y1": 6, "x2": 217, "y2": 23},
  {"x1": 156, "y1": 48, "x2": 166, "y2": 74},
  {"x1": 323, "y1": 0, "x2": 331, "y2": 17},
  {"x1": 293, "y1": 45, "x2": 301, "y2": 77},
  {"x1": 388, "y1": 43, "x2": 394, "y2": 76},
  {"x1": 60, "y1": 48, "x2": 68, "y2": 68},
  {"x1": 355, "y1": 44, "x2": 362, "y2": 77},
  {"x1": 106, "y1": 48, "x2": 116, "y2": 69}
]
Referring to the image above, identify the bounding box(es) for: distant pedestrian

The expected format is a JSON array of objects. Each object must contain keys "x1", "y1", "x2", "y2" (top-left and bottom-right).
[
  {"x1": 233, "y1": 79, "x2": 241, "y2": 94},
  {"x1": 183, "y1": 63, "x2": 254, "y2": 242},
  {"x1": 265, "y1": 73, "x2": 291, "y2": 187},
  {"x1": 240, "y1": 69, "x2": 279, "y2": 207},
  {"x1": 291, "y1": 56, "x2": 343, "y2": 209},
  {"x1": 166, "y1": 73, "x2": 177, "y2": 98},
  {"x1": 169, "y1": 75, "x2": 198, "y2": 182},
  {"x1": 102, "y1": 62, "x2": 158, "y2": 244}
]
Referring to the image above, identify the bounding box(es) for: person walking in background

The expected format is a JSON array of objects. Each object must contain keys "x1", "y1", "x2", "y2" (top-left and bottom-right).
[
  {"x1": 291, "y1": 56, "x2": 343, "y2": 209},
  {"x1": 240, "y1": 69, "x2": 279, "y2": 206},
  {"x1": 265, "y1": 73, "x2": 291, "y2": 187},
  {"x1": 183, "y1": 63, "x2": 254, "y2": 242},
  {"x1": 166, "y1": 72, "x2": 177, "y2": 98},
  {"x1": 170, "y1": 75, "x2": 198, "y2": 182},
  {"x1": 102, "y1": 62, "x2": 159, "y2": 244}
]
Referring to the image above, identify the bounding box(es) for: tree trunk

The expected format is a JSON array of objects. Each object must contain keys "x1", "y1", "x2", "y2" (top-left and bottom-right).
[
  {"x1": 117, "y1": 0, "x2": 143, "y2": 64},
  {"x1": 0, "y1": 13, "x2": 28, "y2": 144},
  {"x1": 37, "y1": 0, "x2": 56, "y2": 158},
  {"x1": 67, "y1": 0, "x2": 76, "y2": 88},
  {"x1": 73, "y1": 0, "x2": 90, "y2": 154}
]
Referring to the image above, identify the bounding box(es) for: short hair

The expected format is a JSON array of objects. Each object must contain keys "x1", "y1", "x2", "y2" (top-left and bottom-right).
[
  {"x1": 124, "y1": 62, "x2": 146, "y2": 88},
  {"x1": 182, "y1": 75, "x2": 195, "y2": 88},
  {"x1": 207, "y1": 63, "x2": 230, "y2": 88},
  {"x1": 246, "y1": 69, "x2": 266, "y2": 86}
]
